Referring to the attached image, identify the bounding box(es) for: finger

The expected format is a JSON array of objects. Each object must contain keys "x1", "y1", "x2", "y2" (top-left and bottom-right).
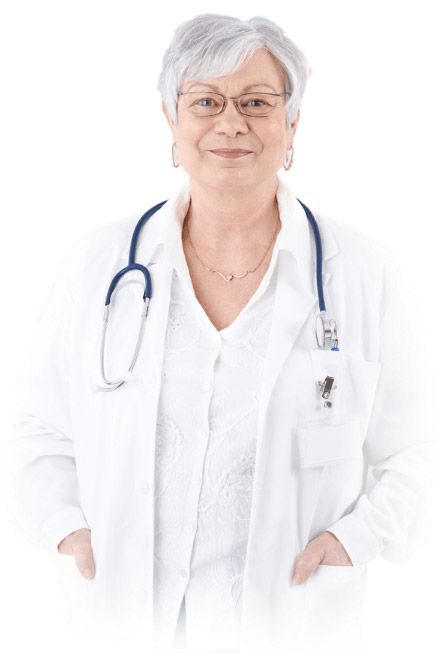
[
  {"x1": 291, "y1": 551, "x2": 321, "y2": 585},
  {"x1": 57, "y1": 532, "x2": 76, "y2": 555},
  {"x1": 73, "y1": 541, "x2": 96, "y2": 580},
  {"x1": 75, "y1": 554, "x2": 95, "y2": 580}
]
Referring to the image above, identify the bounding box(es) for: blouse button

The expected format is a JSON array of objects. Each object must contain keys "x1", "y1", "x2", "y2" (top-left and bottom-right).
[
  {"x1": 134, "y1": 588, "x2": 149, "y2": 602},
  {"x1": 139, "y1": 482, "x2": 150, "y2": 495},
  {"x1": 202, "y1": 381, "x2": 213, "y2": 392},
  {"x1": 191, "y1": 475, "x2": 199, "y2": 484},
  {"x1": 144, "y1": 375, "x2": 157, "y2": 390}
]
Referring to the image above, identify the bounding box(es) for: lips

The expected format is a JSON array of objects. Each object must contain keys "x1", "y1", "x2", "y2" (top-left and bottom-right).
[
  {"x1": 210, "y1": 149, "x2": 252, "y2": 154},
  {"x1": 210, "y1": 149, "x2": 252, "y2": 159}
]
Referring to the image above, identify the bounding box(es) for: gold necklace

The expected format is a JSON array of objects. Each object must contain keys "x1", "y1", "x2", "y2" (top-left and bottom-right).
[{"x1": 183, "y1": 213, "x2": 280, "y2": 283}]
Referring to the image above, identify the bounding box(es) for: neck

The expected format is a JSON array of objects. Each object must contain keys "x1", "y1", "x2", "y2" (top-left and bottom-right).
[{"x1": 183, "y1": 175, "x2": 281, "y2": 260}]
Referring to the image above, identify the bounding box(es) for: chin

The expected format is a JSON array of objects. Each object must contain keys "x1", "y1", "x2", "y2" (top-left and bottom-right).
[
  {"x1": 189, "y1": 165, "x2": 261, "y2": 189},
  {"x1": 208, "y1": 173, "x2": 259, "y2": 190}
]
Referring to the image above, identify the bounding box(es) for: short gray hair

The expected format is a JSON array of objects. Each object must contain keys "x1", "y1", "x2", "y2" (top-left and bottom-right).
[{"x1": 157, "y1": 13, "x2": 312, "y2": 128}]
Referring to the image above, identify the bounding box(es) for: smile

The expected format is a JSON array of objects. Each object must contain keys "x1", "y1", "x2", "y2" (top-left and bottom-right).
[{"x1": 209, "y1": 150, "x2": 252, "y2": 159}]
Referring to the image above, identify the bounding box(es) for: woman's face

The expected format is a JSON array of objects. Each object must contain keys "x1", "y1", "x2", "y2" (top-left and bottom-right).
[{"x1": 162, "y1": 48, "x2": 300, "y2": 190}]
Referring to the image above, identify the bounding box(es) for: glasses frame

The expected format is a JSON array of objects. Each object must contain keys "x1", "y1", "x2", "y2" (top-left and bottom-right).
[{"x1": 177, "y1": 90, "x2": 292, "y2": 118}]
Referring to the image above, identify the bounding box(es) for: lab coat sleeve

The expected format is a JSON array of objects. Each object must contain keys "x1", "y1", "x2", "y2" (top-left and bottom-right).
[
  {"x1": 324, "y1": 254, "x2": 439, "y2": 566},
  {"x1": 6, "y1": 240, "x2": 91, "y2": 558}
]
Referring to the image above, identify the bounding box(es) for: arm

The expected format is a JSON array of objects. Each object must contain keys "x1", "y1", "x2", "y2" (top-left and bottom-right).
[
  {"x1": 6, "y1": 242, "x2": 91, "y2": 558},
  {"x1": 324, "y1": 254, "x2": 439, "y2": 565}
]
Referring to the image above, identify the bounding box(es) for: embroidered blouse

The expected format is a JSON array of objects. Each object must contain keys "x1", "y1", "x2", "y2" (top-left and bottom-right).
[{"x1": 152, "y1": 178, "x2": 290, "y2": 653}]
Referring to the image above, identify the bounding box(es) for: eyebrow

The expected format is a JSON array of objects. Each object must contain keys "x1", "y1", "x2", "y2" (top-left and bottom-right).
[{"x1": 186, "y1": 82, "x2": 277, "y2": 93}]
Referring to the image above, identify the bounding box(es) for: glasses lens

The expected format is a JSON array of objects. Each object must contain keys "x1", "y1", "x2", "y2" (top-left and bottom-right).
[
  {"x1": 239, "y1": 93, "x2": 282, "y2": 115},
  {"x1": 181, "y1": 92, "x2": 224, "y2": 115}
]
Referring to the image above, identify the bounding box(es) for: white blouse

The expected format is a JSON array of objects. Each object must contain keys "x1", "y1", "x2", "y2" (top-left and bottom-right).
[{"x1": 152, "y1": 217, "x2": 283, "y2": 653}]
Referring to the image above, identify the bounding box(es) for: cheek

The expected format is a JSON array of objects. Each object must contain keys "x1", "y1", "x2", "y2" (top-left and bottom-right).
[
  {"x1": 179, "y1": 131, "x2": 206, "y2": 157},
  {"x1": 261, "y1": 131, "x2": 287, "y2": 155}
]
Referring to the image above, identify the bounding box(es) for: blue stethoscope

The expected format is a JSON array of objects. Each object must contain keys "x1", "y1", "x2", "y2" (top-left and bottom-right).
[{"x1": 92, "y1": 199, "x2": 339, "y2": 392}]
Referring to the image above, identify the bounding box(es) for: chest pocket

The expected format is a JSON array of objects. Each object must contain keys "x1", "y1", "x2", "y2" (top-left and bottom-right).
[
  {"x1": 297, "y1": 348, "x2": 382, "y2": 468},
  {"x1": 311, "y1": 348, "x2": 382, "y2": 427}
]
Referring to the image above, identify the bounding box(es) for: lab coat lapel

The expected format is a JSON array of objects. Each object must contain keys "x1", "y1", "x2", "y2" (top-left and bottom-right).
[
  {"x1": 115, "y1": 251, "x2": 172, "y2": 383},
  {"x1": 259, "y1": 257, "x2": 328, "y2": 405},
  {"x1": 259, "y1": 201, "x2": 338, "y2": 410},
  {"x1": 128, "y1": 257, "x2": 173, "y2": 383},
  {"x1": 239, "y1": 205, "x2": 339, "y2": 654},
  {"x1": 115, "y1": 178, "x2": 187, "y2": 316}
]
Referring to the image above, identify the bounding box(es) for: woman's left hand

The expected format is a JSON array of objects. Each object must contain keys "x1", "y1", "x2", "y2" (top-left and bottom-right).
[{"x1": 291, "y1": 531, "x2": 353, "y2": 585}]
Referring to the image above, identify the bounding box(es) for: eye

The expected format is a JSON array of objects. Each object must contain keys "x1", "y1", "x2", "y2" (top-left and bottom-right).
[
  {"x1": 194, "y1": 96, "x2": 220, "y2": 107},
  {"x1": 243, "y1": 99, "x2": 268, "y2": 107}
]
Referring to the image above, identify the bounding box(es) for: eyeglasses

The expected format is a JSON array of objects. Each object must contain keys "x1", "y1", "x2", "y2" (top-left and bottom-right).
[{"x1": 177, "y1": 91, "x2": 292, "y2": 117}]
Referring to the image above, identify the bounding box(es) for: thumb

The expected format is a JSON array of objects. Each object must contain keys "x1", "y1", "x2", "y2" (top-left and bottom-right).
[
  {"x1": 73, "y1": 536, "x2": 96, "y2": 581},
  {"x1": 291, "y1": 541, "x2": 322, "y2": 585}
]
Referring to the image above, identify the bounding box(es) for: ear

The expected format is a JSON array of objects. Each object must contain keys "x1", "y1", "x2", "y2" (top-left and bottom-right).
[
  {"x1": 162, "y1": 99, "x2": 177, "y2": 141},
  {"x1": 288, "y1": 107, "x2": 301, "y2": 142}
]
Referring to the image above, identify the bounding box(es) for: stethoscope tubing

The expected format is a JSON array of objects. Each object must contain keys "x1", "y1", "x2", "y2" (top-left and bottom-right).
[{"x1": 92, "y1": 198, "x2": 337, "y2": 392}]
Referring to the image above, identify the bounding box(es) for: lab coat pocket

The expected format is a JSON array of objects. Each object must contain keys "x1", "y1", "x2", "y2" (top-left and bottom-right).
[
  {"x1": 311, "y1": 348, "x2": 382, "y2": 436},
  {"x1": 55, "y1": 551, "x2": 83, "y2": 584},
  {"x1": 55, "y1": 551, "x2": 93, "y2": 613},
  {"x1": 297, "y1": 417, "x2": 363, "y2": 469},
  {"x1": 314, "y1": 561, "x2": 367, "y2": 580},
  {"x1": 303, "y1": 562, "x2": 368, "y2": 653},
  {"x1": 311, "y1": 348, "x2": 341, "y2": 421}
]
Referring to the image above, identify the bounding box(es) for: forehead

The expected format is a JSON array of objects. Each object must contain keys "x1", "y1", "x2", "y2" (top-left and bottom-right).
[{"x1": 180, "y1": 48, "x2": 285, "y2": 93}]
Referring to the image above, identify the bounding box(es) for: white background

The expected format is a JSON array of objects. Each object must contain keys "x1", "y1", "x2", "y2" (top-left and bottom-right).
[{"x1": 1, "y1": 1, "x2": 438, "y2": 652}]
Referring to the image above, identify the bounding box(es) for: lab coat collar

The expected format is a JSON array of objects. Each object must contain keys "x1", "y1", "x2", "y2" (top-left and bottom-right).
[{"x1": 120, "y1": 174, "x2": 340, "y2": 273}]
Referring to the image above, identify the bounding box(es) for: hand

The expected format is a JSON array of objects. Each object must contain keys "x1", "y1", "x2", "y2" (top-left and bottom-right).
[
  {"x1": 57, "y1": 528, "x2": 95, "y2": 580},
  {"x1": 291, "y1": 531, "x2": 352, "y2": 585}
]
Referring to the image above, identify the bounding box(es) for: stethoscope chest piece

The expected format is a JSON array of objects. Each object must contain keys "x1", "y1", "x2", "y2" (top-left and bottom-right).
[{"x1": 315, "y1": 310, "x2": 339, "y2": 350}]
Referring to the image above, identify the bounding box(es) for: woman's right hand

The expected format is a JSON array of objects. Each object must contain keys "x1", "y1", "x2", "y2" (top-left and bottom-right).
[{"x1": 57, "y1": 527, "x2": 95, "y2": 580}]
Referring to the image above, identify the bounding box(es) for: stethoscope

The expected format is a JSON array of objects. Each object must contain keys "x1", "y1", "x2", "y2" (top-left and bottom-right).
[{"x1": 92, "y1": 199, "x2": 339, "y2": 392}]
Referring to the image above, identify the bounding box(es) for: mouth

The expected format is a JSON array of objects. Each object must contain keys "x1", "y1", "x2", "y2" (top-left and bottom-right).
[{"x1": 209, "y1": 149, "x2": 252, "y2": 159}]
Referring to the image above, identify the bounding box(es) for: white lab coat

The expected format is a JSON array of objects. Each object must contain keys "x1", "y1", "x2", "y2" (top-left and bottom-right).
[{"x1": 7, "y1": 176, "x2": 439, "y2": 654}]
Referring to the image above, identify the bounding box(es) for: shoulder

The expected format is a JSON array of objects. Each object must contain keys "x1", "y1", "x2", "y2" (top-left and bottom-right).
[
  {"x1": 57, "y1": 212, "x2": 145, "y2": 300},
  {"x1": 313, "y1": 207, "x2": 402, "y2": 283},
  {"x1": 66, "y1": 194, "x2": 170, "y2": 265},
  {"x1": 317, "y1": 209, "x2": 395, "y2": 265},
  {"x1": 67, "y1": 213, "x2": 141, "y2": 262},
  {"x1": 310, "y1": 207, "x2": 406, "y2": 321}
]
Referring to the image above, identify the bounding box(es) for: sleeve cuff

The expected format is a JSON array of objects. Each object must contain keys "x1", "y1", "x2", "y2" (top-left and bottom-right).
[
  {"x1": 325, "y1": 511, "x2": 383, "y2": 566},
  {"x1": 41, "y1": 507, "x2": 91, "y2": 557}
]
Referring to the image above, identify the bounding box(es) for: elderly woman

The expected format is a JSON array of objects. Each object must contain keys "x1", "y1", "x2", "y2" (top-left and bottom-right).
[{"x1": 8, "y1": 12, "x2": 437, "y2": 654}]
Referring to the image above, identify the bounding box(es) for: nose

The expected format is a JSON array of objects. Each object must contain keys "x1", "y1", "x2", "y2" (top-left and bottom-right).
[{"x1": 213, "y1": 99, "x2": 249, "y2": 136}]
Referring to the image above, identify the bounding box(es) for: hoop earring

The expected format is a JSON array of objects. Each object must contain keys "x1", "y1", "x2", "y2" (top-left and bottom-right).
[
  {"x1": 171, "y1": 142, "x2": 180, "y2": 168},
  {"x1": 283, "y1": 145, "x2": 294, "y2": 171}
]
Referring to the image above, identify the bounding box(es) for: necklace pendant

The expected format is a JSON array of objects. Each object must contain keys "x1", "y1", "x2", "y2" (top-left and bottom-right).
[{"x1": 214, "y1": 270, "x2": 234, "y2": 282}]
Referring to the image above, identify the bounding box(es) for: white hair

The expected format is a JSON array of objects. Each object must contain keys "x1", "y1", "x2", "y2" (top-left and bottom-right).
[{"x1": 157, "y1": 13, "x2": 312, "y2": 128}]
